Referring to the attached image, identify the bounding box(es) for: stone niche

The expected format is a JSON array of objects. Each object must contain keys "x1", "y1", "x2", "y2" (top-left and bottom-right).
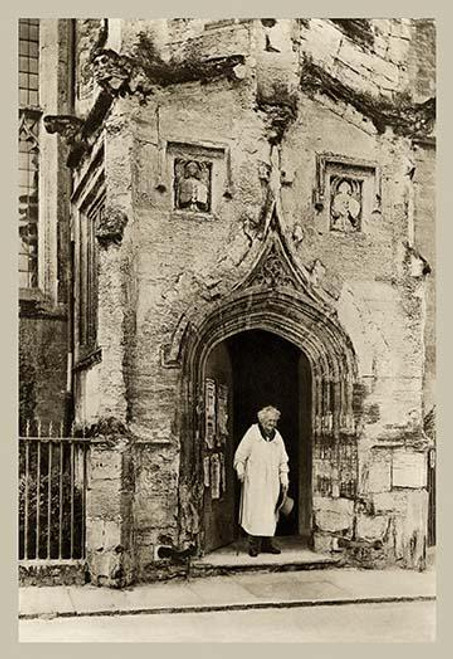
[
  {"x1": 314, "y1": 154, "x2": 381, "y2": 234},
  {"x1": 156, "y1": 140, "x2": 232, "y2": 219}
]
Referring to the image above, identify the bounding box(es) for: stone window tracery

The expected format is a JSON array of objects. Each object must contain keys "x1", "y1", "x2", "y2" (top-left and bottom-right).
[{"x1": 19, "y1": 19, "x2": 40, "y2": 290}]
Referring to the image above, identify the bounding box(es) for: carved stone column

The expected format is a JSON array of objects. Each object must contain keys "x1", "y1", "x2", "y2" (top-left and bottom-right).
[
  {"x1": 95, "y1": 99, "x2": 133, "y2": 422},
  {"x1": 85, "y1": 100, "x2": 136, "y2": 586}
]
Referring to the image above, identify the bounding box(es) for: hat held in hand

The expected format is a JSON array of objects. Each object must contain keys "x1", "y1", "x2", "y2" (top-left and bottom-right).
[{"x1": 275, "y1": 488, "x2": 294, "y2": 517}]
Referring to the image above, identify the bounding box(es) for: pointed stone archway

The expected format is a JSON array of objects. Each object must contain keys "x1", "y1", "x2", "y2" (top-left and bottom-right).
[{"x1": 174, "y1": 214, "x2": 359, "y2": 554}]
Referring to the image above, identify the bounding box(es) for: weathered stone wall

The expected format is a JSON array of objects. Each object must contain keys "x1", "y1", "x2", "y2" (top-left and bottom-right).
[
  {"x1": 85, "y1": 433, "x2": 135, "y2": 587},
  {"x1": 74, "y1": 19, "x2": 106, "y2": 118},
  {"x1": 19, "y1": 315, "x2": 68, "y2": 429},
  {"x1": 413, "y1": 140, "x2": 436, "y2": 416},
  {"x1": 67, "y1": 18, "x2": 435, "y2": 579}
]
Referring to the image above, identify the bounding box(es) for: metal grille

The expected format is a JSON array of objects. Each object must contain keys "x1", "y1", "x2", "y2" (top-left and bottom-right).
[{"x1": 19, "y1": 430, "x2": 90, "y2": 562}]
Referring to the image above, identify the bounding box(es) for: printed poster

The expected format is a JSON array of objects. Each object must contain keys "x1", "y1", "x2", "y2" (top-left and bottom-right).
[
  {"x1": 210, "y1": 453, "x2": 221, "y2": 500},
  {"x1": 203, "y1": 456, "x2": 210, "y2": 488},
  {"x1": 205, "y1": 378, "x2": 216, "y2": 449},
  {"x1": 220, "y1": 452, "x2": 226, "y2": 495},
  {"x1": 217, "y1": 383, "x2": 229, "y2": 445}
]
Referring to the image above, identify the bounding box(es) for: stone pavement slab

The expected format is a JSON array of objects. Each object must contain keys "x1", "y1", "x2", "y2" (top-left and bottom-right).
[
  {"x1": 19, "y1": 566, "x2": 436, "y2": 620},
  {"x1": 321, "y1": 567, "x2": 437, "y2": 600},
  {"x1": 236, "y1": 574, "x2": 346, "y2": 601},
  {"x1": 185, "y1": 575, "x2": 261, "y2": 605},
  {"x1": 121, "y1": 582, "x2": 204, "y2": 611},
  {"x1": 68, "y1": 585, "x2": 131, "y2": 614},
  {"x1": 19, "y1": 585, "x2": 75, "y2": 617}
]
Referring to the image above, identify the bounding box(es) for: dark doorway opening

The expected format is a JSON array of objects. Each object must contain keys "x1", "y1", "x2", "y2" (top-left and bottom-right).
[{"x1": 226, "y1": 329, "x2": 312, "y2": 538}]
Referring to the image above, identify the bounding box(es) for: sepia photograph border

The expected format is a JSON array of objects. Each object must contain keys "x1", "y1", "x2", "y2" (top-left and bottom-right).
[{"x1": 0, "y1": 0, "x2": 449, "y2": 656}]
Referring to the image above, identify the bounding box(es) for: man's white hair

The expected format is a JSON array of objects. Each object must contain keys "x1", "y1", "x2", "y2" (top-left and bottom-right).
[{"x1": 257, "y1": 406, "x2": 281, "y2": 423}]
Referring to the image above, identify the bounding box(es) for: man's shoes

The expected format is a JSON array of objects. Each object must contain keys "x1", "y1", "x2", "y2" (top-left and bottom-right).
[
  {"x1": 261, "y1": 543, "x2": 281, "y2": 555},
  {"x1": 248, "y1": 546, "x2": 259, "y2": 557}
]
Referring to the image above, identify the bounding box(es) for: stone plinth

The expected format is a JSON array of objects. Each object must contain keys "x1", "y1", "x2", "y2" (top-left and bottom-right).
[{"x1": 85, "y1": 434, "x2": 135, "y2": 587}]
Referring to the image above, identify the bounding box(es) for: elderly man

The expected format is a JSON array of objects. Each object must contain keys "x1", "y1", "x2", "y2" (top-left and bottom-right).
[{"x1": 234, "y1": 406, "x2": 289, "y2": 557}]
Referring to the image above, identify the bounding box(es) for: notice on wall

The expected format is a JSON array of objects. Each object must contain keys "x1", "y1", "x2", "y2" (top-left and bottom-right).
[
  {"x1": 203, "y1": 456, "x2": 211, "y2": 488},
  {"x1": 220, "y1": 453, "x2": 226, "y2": 495},
  {"x1": 205, "y1": 378, "x2": 216, "y2": 449},
  {"x1": 210, "y1": 454, "x2": 221, "y2": 500},
  {"x1": 392, "y1": 450, "x2": 427, "y2": 489},
  {"x1": 217, "y1": 384, "x2": 229, "y2": 445}
]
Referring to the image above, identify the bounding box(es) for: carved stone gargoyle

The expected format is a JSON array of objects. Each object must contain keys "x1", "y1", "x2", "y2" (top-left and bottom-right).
[
  {"x1": 90, "y1": 49, "x2": 133, "y2": 96},
  {"x1": 43, "y1": 115, "x2": 90, "y2": 166},
  {"x1": 43, "y1": 115, "x2": 84, "y2": 144}
]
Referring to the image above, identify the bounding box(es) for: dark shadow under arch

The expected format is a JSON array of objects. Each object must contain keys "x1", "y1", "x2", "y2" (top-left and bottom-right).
[{"x1": 226, "y1": 329, "x2": 312, "y2": 539}]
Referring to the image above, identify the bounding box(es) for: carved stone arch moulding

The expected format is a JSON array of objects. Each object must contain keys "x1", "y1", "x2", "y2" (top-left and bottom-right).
[
  {"x1": 163, "y1": 210, "x2": 339, "y2": 369},
  {"x1": 175, "y1": 284, "x2": 360, "y2": 549},
  {"x1": 167, "y1": 207, "x2": 362, "y2": 547}
]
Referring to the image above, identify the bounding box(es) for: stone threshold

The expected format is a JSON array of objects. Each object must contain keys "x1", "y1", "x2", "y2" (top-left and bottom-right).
[{"x1": 190, "y1": 537, "x2": 341, "y2": 576}]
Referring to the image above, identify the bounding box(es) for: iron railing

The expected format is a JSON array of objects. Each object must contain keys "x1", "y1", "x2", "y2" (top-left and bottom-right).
[{"x1": 19, "y1": 427, "x2": 90, "y2": 562}]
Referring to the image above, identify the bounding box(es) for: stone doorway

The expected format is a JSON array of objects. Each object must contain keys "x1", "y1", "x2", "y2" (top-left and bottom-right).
[
  {"x1": 177, "y1": 285, "x2": 358, "y2": 558},
  {"x1": 202, "y1": 329, "x2": 312, "y2": 553}
]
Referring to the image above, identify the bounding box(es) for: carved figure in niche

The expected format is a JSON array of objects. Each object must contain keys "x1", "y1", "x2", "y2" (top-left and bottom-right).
[
  {"x1": 175, "y1": 159, "x2": 211, "y2": 213},
  {"x1": 330, "y1": 177, "x2": 362, "y2": 232}
]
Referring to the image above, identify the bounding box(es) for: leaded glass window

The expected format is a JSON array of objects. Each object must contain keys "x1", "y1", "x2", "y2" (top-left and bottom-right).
[{"x1": 18, "y1": 18, "x2": 40, "y2": 289}]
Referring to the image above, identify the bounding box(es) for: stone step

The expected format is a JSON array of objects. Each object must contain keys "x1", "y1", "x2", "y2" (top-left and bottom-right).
[{"x1": 190, "y1": 537, "x2": 342, "y2": 577}]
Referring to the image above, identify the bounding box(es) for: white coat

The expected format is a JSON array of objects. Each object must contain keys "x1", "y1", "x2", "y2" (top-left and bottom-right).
[{"x1": 234, "y1": 424, "x2": 289, "y2": 537}]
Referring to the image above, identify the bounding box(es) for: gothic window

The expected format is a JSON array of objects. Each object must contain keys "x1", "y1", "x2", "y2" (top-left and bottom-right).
[
  {"x1": 76, "y1": 198, "x2": 102, "y2": 356},
  {"x1": 18, "y1": 19, "x2": 40, "y2": 289}
]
